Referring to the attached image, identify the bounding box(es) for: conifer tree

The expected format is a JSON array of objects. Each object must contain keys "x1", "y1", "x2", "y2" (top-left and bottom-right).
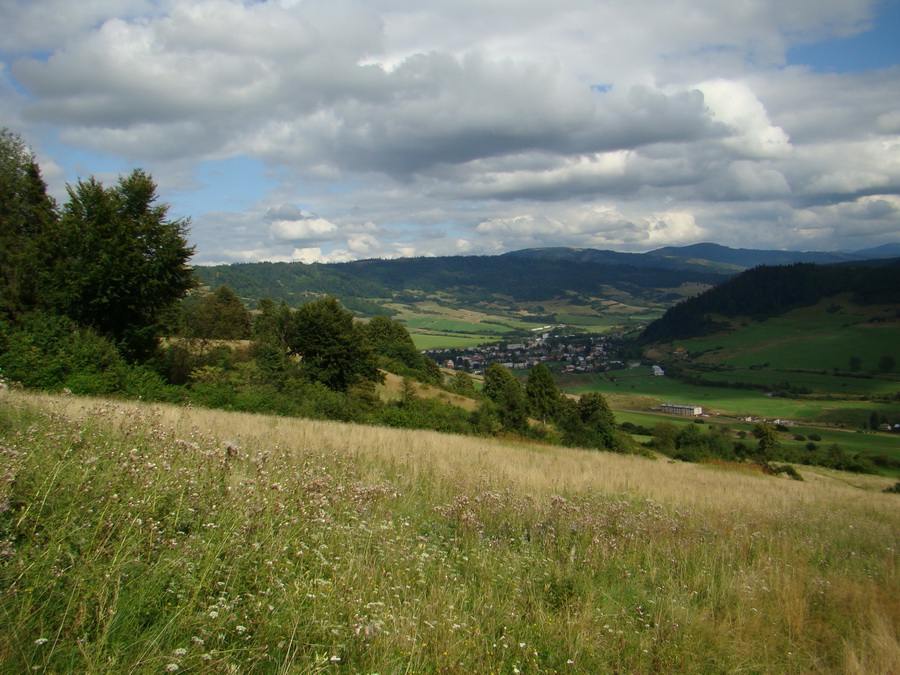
[
  {"x1": 482, "y1": 362, "x2": 528, "y2": 432},
  {"x1": 525, "y1": 362, "x2": 562, "y2": 424}
]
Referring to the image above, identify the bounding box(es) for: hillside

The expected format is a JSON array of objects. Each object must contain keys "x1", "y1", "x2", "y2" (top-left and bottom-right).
[
  {"x1": 627, "y1": 262, "x2": 900, "y2": 427},
  {"x1": 194, "y1": 246, "x2": 898, "y2": 349},
  {"x1": 640, "y1": 261, "x2": 900, "y2": 343},
  {"x1": 193, "y1": 254, "x2": 729, "y2": 347},
  {"x1": 1, "y1": 391, "x2": 897, "y2": 674},
  {"x1": 194, "y1": 254, "x2": 727, "y2": 311}
]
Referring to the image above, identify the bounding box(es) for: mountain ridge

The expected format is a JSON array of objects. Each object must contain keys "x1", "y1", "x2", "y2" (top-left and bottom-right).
[{"x1": 504, "y1": 242, "x2": 897, "y2": 270}]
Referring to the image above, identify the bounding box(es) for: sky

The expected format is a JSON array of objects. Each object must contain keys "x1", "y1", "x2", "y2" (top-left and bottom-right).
[{"x1": 2, "y1": 0, "x2": 899, "y2": 265}]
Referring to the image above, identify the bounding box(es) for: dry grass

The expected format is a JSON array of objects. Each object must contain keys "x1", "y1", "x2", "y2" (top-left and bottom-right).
[
  {"x1": 2, "y1": 389, "x2": 898, "y2": 674},
  {"x1": 14, "y1": 389, "x2": 897, "y2": 516}
]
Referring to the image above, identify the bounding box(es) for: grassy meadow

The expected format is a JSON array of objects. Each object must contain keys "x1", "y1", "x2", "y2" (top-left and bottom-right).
[
  {"x1": 671, "y1": 301, "x2": 900, "y2": 374},
  {"x1": 1, "y1": 390, "x2": 898, "y2": 674},
  {"x1": 561, "y1": 369, "x2": 900, "y2": 421}
]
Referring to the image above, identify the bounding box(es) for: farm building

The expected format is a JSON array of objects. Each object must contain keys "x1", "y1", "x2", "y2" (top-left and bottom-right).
[{"x1": 661, "y1": 403, "x2": 703, "y2": 416}]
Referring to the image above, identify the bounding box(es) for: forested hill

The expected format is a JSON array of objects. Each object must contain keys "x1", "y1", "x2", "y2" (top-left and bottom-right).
[
  {"x1": 639, "y1": 260, "x2": 900, "y2": 343},
  {"x1": 194, "y1": 255, "x2": 728, "y2": 312}
]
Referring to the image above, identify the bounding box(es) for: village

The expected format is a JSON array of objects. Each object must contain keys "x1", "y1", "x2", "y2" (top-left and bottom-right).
[{"x1": 422, "y1": 326, "x2": 631, "y2": 376}]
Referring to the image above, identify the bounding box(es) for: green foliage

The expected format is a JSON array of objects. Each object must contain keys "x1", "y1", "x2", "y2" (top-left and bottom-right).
[
  {"x1": 372, "y1": 397, "x2": 474, "y2": 435},
  {"x1": 253, "y1": 298, "x2": 294, "y2": 350},
  {"x1": 37, "y1": 169, "x2": 196, "y2": 358},
  {"x1": 767, "y1": 463, "x2": 804, "y2": 481},
  {"x1": 0, "y1": 129, "x2": 57, "y2": 321},
  {"x1": 448, "y1": 370, "x2": 477, "y2": 397},
  {"x1": 0, "y1": 312, "x2": 129, "y2": 394},
  {"x1": 482, "y1": 363, "x2": 528, "y2": 432},
  {"x1": 184, "y1": 286, "x2": 251, "y2": 340},
  {"x1": 359, "y1": 314, "x2": 439, "y2": 383},
  {"x1": 753, "y1": 422, "x2": 781, "y2": 463},
  {"x1": 525, "y1": 363, "x2": 562, "y2": 424},
  {"x1": 650, "y1": 421, "x2": 678, "y2": 453},
  {"x1": 288, "y1": 296, "x2": 382, "y2": 392},
  {"x1": 195, "y1": 255, "x2": 725, "y2": 314},
  {"x1": 559, "y1": 392, "x2": 628, "y2": 452}
]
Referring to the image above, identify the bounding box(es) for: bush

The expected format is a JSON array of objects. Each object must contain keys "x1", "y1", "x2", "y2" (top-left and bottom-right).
[{"x1": 767, "y1": 463, "x2": 804, "y2": 481}]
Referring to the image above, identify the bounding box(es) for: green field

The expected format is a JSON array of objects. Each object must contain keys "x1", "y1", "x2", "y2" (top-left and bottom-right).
[
  {"x1": 614, "y1": 408, "x2": 900, "y2": 459},
  {"x1": 676, "y1": 307, "x2": 899, "y2": 372},
  {"x1": 696, "y1": 369, "x2": 900, "y2": 396},
  {"x1": 560, "y1": 369, "x2": 900, "y2": 423},
  {"x1": 411, "y1": 333, "x2": 494, "y2": 349}
]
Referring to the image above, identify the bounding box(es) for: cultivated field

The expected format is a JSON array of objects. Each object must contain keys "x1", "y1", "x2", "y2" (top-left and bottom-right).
[{"x1": 1, "y1": 390, "x2": 898, "y2": 673}]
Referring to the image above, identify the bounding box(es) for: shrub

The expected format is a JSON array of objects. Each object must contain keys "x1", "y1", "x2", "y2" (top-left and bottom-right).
[{"x1": 767, "y1": 463, "x2": 804, "y2": 481}]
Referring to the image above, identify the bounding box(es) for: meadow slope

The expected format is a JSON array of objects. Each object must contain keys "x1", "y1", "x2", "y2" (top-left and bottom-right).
[{"x1": 1, "y1": 390, "x2": 898, "y2": 674}]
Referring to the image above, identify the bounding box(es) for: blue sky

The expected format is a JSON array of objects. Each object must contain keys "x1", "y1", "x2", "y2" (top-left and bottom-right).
[
  {"x1": 787, "y1": 1, "x2": 900, "y2": 72},
  {"x1": 2, "y1": 0, "x2": 898, "y2": 264}
]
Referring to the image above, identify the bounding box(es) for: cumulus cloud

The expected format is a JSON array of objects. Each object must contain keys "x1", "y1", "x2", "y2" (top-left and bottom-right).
[{"x1": 2, "y1": 0, "x2": 897, "y2": 262}]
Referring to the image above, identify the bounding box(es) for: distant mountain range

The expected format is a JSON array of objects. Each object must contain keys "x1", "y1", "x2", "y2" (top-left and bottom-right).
[
  {"x1": 193, "y1": 242, "x2": 899, "y2": 317},
  {"x1": 504, "y1": 242, "x2": 900, "y2": 272}
]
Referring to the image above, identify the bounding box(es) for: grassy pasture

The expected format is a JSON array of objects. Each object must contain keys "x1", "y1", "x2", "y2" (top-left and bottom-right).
[
  {"x1": 561, "y1": 370, "x2": 829, "y2": 418},
  {"x1": 1, "y1": 390, "x2": 898, "y2": 674},
  {"x1": 696, "y1": 369, "x2": 900, "y2": 396},
  {"x1": 410, "y1": 333, "x2": 492, "y2": 350},
  {"x1": 676, "y1": 304, "x2": 899, "y2": 373},
  {"x1": 562, "y1": 370, "x2": 900, "y2": 422},
  {"x1": 613, "y1": 409, "x2": 900, "y2": 468}
]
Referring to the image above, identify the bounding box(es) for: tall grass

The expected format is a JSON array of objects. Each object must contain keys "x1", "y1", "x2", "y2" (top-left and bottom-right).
[{"x1": 1, "y1": 390, "x2": 898, "y2": 673}]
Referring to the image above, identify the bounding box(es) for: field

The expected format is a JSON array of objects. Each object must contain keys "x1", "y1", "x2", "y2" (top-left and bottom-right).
[
  {"x1": 384, "y1": 297, "x2": 656, "y2": 349},
  {"x1": 1, "y1": 390, "x2": 898, "y2": 674},
  {"x1": 672, "y1": 301, "x2": 900, "y2": 374},
  {"x1": 562, "y1": 369, "x2": 885, "y2": 418}
]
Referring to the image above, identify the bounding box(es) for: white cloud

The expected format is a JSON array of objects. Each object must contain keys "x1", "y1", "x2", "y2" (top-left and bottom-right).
[{"x1": 2, "y1": 0, "x2": 897, "y2": 263}]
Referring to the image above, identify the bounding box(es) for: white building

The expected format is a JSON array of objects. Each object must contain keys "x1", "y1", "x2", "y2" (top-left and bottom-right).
[{"x1": 661, "y1": 403, "x2": 703, "y2": 416}]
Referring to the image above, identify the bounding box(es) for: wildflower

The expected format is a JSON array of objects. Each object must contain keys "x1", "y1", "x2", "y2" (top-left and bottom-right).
[
  {"x1": 34, "y1": 638, "x2": 49, "y2": 646},
  {"x1": 235, "y1": 625, "x2": 247, "y2": 634},
  {"x1": 165, "y1": 664, "x2": 179, "y2": 673},
  {"x1": 173, "y1": 648, "x2": 187, "y2": 656},
  {"x1": 329, "y1": 655, "x2": 341, "y2": 663}
]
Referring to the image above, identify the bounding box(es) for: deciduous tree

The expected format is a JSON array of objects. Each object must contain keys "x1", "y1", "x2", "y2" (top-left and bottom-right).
[
  {"x1": 39, "y1": 169, "x2": 196, "y2": 358},
  {"x1": 287, "y1": 296, "x2": 381, "y2": 392}
]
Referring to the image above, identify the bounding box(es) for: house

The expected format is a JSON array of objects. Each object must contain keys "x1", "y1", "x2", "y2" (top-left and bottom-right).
[
  {"x1": 661, "y1": 403, "x2": 703, "y2": 416},
  {"x1": 652, "y1": 365, "x2": 665, "y2": 376}
]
